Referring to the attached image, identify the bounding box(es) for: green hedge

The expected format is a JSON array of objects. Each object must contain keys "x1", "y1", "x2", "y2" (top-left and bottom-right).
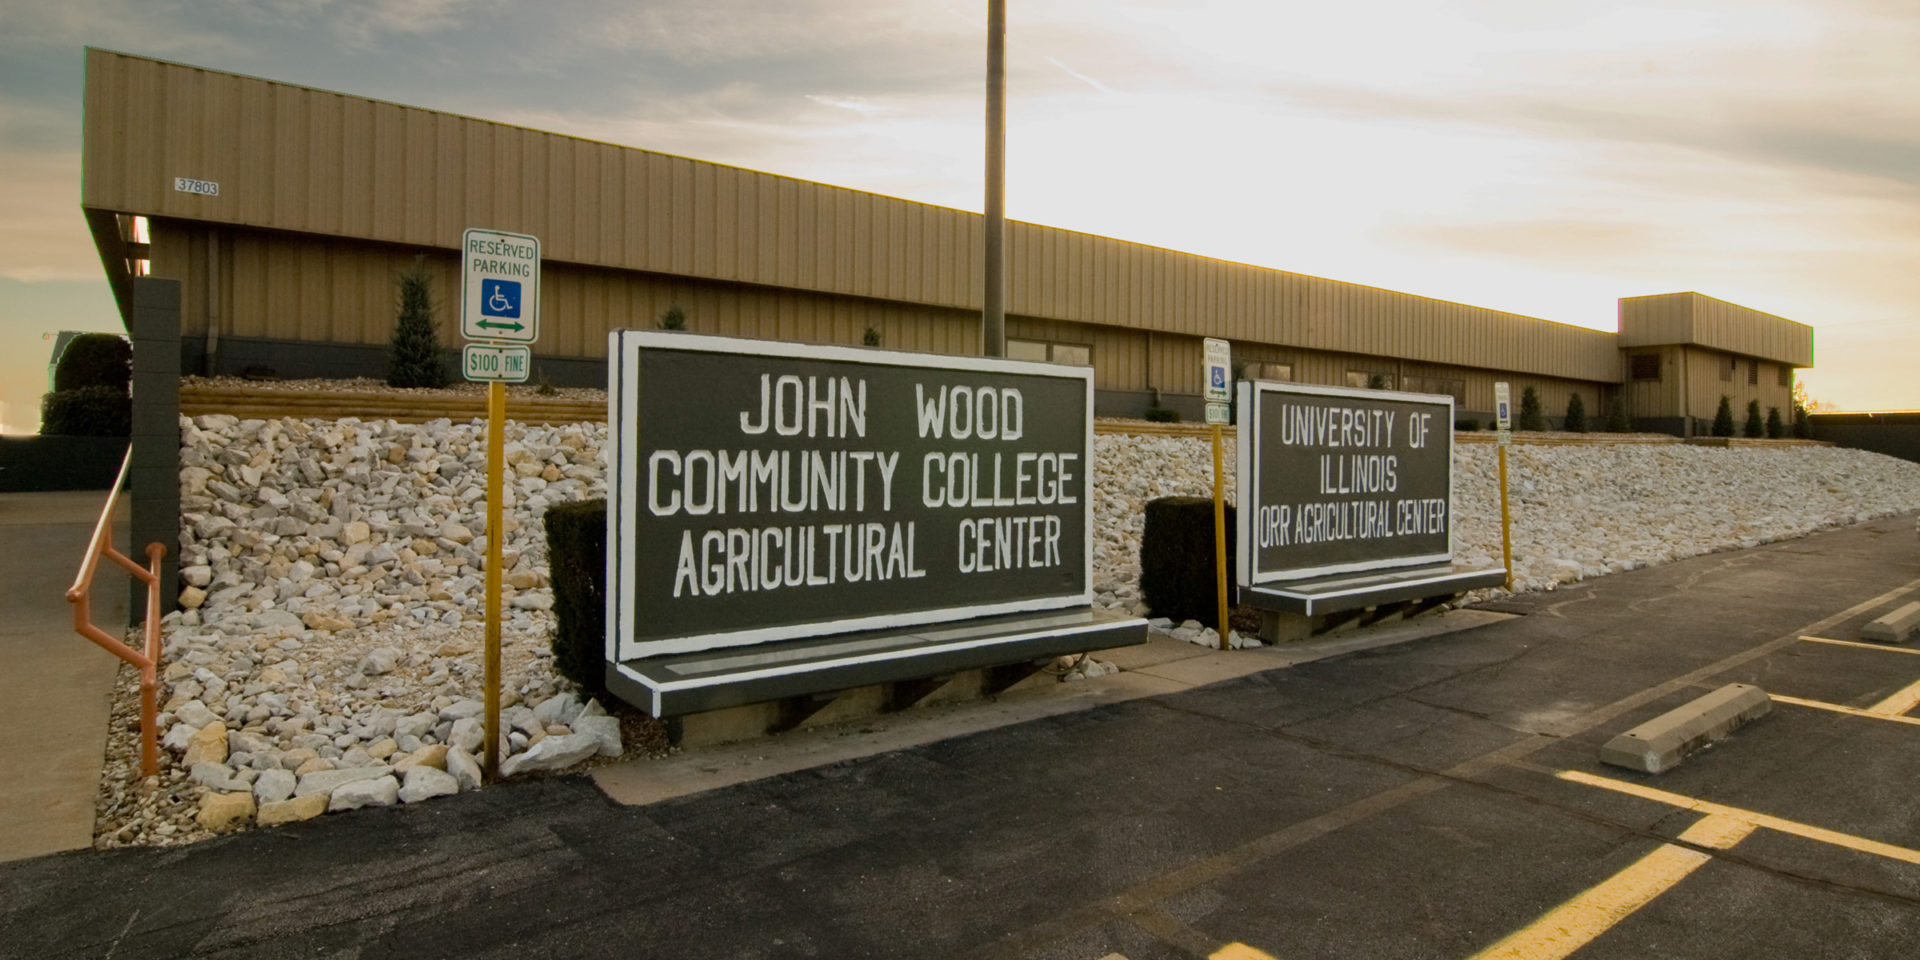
[
  {"x1": 40, "y1": 385, "x2": 131, "y2": 437},
  {"x1": 544, "y1": 498, "x2": 608, "y2": 697},
  {"x1": 1140, "y1": 496, "x2": 1235, "y2": 633}
]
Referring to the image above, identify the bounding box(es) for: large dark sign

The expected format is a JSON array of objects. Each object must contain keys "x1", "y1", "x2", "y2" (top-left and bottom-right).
[
  {"x1": 608, "y1": 332, "x2": 1093, "y2": 661},
  {"x1": 1235, "y1": 380, "x2": 1455, "y2": 586}
]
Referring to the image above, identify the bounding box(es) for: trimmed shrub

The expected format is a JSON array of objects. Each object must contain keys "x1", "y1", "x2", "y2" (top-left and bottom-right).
[
  {"x1": 1603, "y1": 392, "x2": 1632, "y2": 433},
  {"x1": 862, "y1": 326, "x2": 881, "y2": 347},
  {"x1": 1793, "y1": 404, "x2": 1812, "y2": 439},
  {"x1": 1143, "y1": 407, "x2": 1181, "y2": 423},
  {"x1": 1743, "y1": 399, "x2": 1764, "y2": 438},
  {"x1": 1712, "y1": 396, "x2": 1736, "y2": 437},
  {"x1": 1517, "y1": 386, "x2": 1546, "y2": 431},
  {"x1": 1766, "y1": 406, "x2": 1784, "y2": 439},
  {"x1": 658, "y1": 305, "x2": 687, "y2": 331},
  {"x1": 1455, "y1": 418, "x2": 1480, "y2": 431},
  {"x1": 53, "y1": 333, "x2": 131, "y2": 393},
  {"x1": 1563, "y1": 393, "x2": 1588, "y2": 432},
  {"x1": 40, "y1": 385, "x2": 131, "y2": 436},
  {"x1": 1140, "y1": 496, "x2": 1235, "y2": 633},
  {"x1": 386, "y1": 259, "x2": 448, "y2": 388},
  {"x1": 544, "y1": 498, "x2": 608, "y2": 698}
]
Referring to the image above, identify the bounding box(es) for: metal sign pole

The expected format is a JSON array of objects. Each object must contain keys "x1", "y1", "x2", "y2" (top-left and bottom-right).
[
  {"x1": 1212, "y1": 423, "x2": 1230, "y2": 650},
  {"x1": 1499, "y1": 444, "x2": 1513, "y2": 592},
  {"x1": 483, "y1": 381, "x2": 505, "y2": 779},
  {"x1": 982, "y1": 0, "x2": 1006, "y2": 357}
]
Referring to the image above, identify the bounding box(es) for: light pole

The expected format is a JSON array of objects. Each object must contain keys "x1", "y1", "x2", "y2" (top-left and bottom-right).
[{"x1": 983, "y1": 0, "x2": 1006, "y2": 358}]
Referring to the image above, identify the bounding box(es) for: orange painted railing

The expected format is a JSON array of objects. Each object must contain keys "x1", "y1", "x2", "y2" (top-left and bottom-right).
[{"x1": 66, "y1": 450, "x2": 166, "y2": 777}]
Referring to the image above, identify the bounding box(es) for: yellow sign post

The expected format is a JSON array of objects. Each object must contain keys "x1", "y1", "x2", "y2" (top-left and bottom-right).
[
  {"x1": 461, "y1": 227, "x2": 539, "y2": 781},
  {"x1": 1212, "y1": 423, "x2": 1231, "y2": 650},
  {"x1": 483, "y1": 382, "x2": 505, "y2": 779},
  {"x1": 1203, "y1": 337, "x2": 1232, "y2": 650},
  {"x1": 1494, "y1": 381, "x2": 1514, "y2": 592}
]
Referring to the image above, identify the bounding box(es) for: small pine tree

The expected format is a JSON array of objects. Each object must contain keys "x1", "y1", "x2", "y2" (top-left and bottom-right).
[
  {"x1": 1366, "y1": 373, "x2": 1389, "y2": 390},
  {"x1": 1743, "y1": 399, "x2": 1764, "y2": 438},
  {"x1": 658, "y1": 305, "x2": 687, "y2": 331},
  {"x1": 1604, "y1": 392, "x2": 1632, "y2": 432},
  {"x1": 1563, "y1": 393, "x2": 1588, "y2": 432},
  {"x1": 1792, "y1": 404, "x2": 1813, "y2": 439},
  {"x1": 1765, "y1": 406, "x2": 1784, "y2": 439},
  {"x1": 1517, "y1": 386, "x2": 1546, "y2": 431},
  {"x1": 386, "y1": 259, "x2": 447, "y2": 388},
  {"x1": 1712, "y1": 396, "x2": 1736, "y2": 437},
  {"x1": 862, "y1": 326, "x2": 881, "y2": 347}
]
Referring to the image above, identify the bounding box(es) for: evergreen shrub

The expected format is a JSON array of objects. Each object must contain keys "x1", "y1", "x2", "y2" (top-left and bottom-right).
[
  {"x1": 1766, "y1": 406, "x2": 1784, "y2": 439},
  {"x1": 862, "y1": 327, "x2": 881, "y2": 347},
  {"x1": 544, "y1": 498, "x2": 608, "y2": 698},
  {"x1": 1743, "y1": 400, "x2": 1764, "y2": 438},
  {"x1": 53, "y1": 334, "x2": 131, "y2": 393},
  {"x1": 1517, "y1": 386, "x2": 1546, "y2": 431},
  {"x1": 386, "y1": 259, "x2": 448, "y2": 388},
  {"x1": 658, "y1": 306, "x2": 687, "y2": 331},
  {"x1": 1712, "y1": 396, "x2": 1736, "y2": 437},
  {"x1": 1793, "y1": 404, "x2": 1812, "y2": 439},
  {"x1": 1455, "y1": 418, "x2": 1480, "y2": 431},
  {"x1": 1604, "y1": 393, "x2": 1632, "y2": 432},
  {"x1": 1563, "y1": 393, "x2": 1588, "y2": 432},
  {"x1": 1143, "y1": 407, "x2": 1181, "y2": 423},
  {"x1": 1140, "y1": 496, "x2": 1235, "y2": 633},
  {"x1": 40, "y1": 385, "x2": 131, "y2": 436}
]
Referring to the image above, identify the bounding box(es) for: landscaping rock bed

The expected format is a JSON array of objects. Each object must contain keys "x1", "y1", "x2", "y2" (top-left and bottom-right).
[{"x1": 88, "y1": 404, "x2": 1920, "y2": 847}]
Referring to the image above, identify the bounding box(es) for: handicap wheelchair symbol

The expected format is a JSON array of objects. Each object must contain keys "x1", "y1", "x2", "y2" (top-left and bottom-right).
[
  {"x1": 481, "y1": 279, "x2": 521, "y2": 319},
  {"x1": 1211, "y1": 367, "x2": 1226, "y2": 389}
]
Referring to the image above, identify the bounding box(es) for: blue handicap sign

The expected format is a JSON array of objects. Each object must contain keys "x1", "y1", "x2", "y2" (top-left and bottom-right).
[
  {"x1": 481, "y1": 279, "x2": 521, "y2": 319},
  {"x1": 1211, "y1": 367, "x2": 1227, "y2": 389}
]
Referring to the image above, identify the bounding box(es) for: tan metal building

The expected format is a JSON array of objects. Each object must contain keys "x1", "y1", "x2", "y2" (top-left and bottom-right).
[{"x1": 81, "y1": 49, "x2": 1812, "y2": 431}]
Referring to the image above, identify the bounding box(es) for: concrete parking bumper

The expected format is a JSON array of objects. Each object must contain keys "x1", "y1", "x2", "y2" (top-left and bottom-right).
[{"x1": 1600, "y1": 682, "x2": 1773, "y2": 774}]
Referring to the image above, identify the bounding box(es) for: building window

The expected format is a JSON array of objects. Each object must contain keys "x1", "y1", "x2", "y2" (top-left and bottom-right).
[
  {"x1": 1778, "y1": 366, "x2": 1793, "y2": 388},
  {"x1": 1748, "y1": 361, "x2": 1759, "y2": 386},
  {"x1": 1719, "y1": 356, "x2": 1736, "y2": 382},
  {"x1": 1244, "y1": 362, "x2": 1292, "y2": 382},
  {"x1": 1008, "y1": 337, "x2": 1090, "y2": 367},
  {"x1": 1007, "y1": 339, "x2": 1048, "y2": 362},
  {"x1": 1402, "y1": 375, "x2": 1466, "y2": 406},
  {"x1": 1630, "y1": 354, "x2": 1661, "y2": 381}
]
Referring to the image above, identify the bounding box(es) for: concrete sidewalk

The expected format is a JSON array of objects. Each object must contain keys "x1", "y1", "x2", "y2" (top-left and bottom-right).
[{"x1": 0, "y1": 490, "x2": 131, "y2": 862}]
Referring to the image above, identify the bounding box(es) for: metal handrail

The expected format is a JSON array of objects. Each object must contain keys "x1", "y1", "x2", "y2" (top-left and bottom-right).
[{"x1": 66, "y1": 449, "x2": 166, "y2": 777}]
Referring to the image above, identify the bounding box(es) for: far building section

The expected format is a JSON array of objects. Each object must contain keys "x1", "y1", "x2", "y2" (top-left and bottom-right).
[{"x1": 79, "y1": 49, "x2": 1811, "y2": 434}]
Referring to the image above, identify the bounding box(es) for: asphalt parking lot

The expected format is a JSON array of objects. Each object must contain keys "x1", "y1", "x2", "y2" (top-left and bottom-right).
[{"x1": 4, "y1": 513, "x2": 1919, "y2": 960}]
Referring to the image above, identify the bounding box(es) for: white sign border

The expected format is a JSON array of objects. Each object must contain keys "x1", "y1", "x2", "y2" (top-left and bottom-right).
[
  {"x1": 460, "y1": 227, "x2": 541, "y2": 344},
  {"x1": 609, "y1": 331, "x2": 1098, "y2": 664},
  {"x1": 1236, "y1": 378, "x2": 1456, "y2": 588}
]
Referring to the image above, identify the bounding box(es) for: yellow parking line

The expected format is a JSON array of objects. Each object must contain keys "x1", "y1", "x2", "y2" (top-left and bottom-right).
[
  {"x1": 1559, "y1": 770, "x2": 1920, "y2": 865},
  {"x1": 1212, "y1": 944, "x2": 1279, "y2": 960},
  {"x1": 1465, "y1": 832, "x2": 1719, "y2": 960},
  {"x1": 1868, "y1": 677, "x2": 1920, "y2": 717},
  {"x1": 1772, "y1": 694, "x2": 1920, "y2": 727},
  {"x1": 1800, "y1": 635, "x2": 1920, "y2": 656}
]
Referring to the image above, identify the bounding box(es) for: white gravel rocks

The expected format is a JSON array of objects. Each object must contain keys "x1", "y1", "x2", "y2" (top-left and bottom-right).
[{"x1": 111, "y1": 410, "x2": 1920, "y2": 847}]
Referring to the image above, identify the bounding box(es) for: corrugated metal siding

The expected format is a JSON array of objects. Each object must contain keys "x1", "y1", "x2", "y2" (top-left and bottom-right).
[
  {"x1": 87, "y1": 49, "x2": 1634, "y2": 385},
  {"x1": 1619, "y1": 293, "x2": 1813, "y2": 367},
  {"x1": 162, "y1": 224, "x2": 981, "y2": 358},
  {"x1": 1683, "y1": 348, "x2": 1793, "y2": 424}
]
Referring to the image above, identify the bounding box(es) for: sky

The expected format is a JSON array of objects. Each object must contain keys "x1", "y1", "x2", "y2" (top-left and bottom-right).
[{"x1": 2, "y1": 0, "x2": 1917, "y2": 432}]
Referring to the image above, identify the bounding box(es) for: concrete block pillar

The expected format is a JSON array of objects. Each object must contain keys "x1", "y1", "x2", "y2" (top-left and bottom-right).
[{"x1": 128, "y1": 278, "x2": 181, "y2": 623}]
